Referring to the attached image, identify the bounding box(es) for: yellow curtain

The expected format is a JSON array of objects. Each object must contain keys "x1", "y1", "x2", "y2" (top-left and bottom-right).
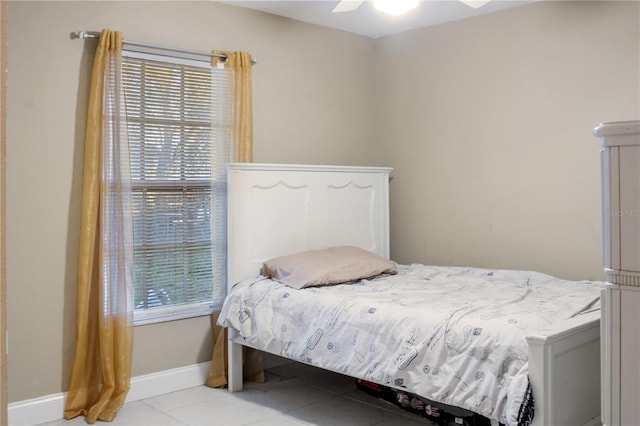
[
  {"x1": 64, "y1": 29, "x2": 134, "y2": 424},
  {"x1": 207, "y1": 50, "x2": 263, "y2": 388},
  {"x1": 212, "y1": 51, "x2": 253, "y2": 163}
]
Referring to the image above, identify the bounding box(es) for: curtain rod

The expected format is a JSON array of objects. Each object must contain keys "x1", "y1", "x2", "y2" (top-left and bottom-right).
[{"x1": 73, "y1": 31, "x2": 257, "y2": 64}]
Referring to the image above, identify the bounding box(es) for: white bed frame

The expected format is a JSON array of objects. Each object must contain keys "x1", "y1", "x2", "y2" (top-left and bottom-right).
[{"x1": 224, "y1": 163, "x2": 602, "y2": 426}]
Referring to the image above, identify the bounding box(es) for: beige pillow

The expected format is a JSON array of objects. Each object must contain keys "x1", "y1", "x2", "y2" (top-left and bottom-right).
[{"x1": 262, "y1": 246, "x2": 397, "y2": 289}]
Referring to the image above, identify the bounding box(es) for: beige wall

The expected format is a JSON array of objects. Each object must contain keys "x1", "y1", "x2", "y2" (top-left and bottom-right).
[
  {"x1": 1, "y1": 0, "x2": 8, "y2": 423},
  {"x1": 373, "y1": 0, "x2": 639, "y2": 281},
  {"x1": 6, "y1": 1, "x2": 375, "y2": 402},
  {"x1": 5, "y1": 0, "x2": 639, "y2": 406}
]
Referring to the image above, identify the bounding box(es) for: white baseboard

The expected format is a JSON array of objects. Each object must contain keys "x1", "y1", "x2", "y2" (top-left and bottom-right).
[{"x1": 8, "y1": 362, "x2": 211, "y2": 426}]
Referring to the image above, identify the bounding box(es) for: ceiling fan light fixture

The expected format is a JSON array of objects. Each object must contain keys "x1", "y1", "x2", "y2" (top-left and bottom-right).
[{"x1": 373, "y1": 0, "x2": 419, "y2": 16}]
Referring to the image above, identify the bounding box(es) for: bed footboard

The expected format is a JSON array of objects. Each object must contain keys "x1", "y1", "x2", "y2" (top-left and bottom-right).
[{"x1": 526, "y1": 311, "x2": 601, "y2": 426}]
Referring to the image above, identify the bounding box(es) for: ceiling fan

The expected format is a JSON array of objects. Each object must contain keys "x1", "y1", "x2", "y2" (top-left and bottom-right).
[{"x1": 332, "y1": 0, "x2": 491, "y2": 16}]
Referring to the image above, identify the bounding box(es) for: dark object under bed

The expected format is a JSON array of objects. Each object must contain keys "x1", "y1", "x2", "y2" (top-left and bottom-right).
[{"x1": 356, "y1": 379, "x2": 517, "y2": 426}]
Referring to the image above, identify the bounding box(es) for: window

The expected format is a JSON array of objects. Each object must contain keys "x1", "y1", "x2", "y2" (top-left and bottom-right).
[{"x1": 122, "y1": 51, "x2": 231, "y2": 325}]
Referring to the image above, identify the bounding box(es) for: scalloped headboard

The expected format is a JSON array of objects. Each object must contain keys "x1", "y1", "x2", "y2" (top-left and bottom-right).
[{"x1": 226, "y1": 163, "x2": 392, "y2": 289}]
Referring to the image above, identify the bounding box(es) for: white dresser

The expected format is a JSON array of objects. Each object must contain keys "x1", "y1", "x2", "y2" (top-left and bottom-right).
[{"x1": 595, "y1": 120, "x2": 640, "y2": 426}]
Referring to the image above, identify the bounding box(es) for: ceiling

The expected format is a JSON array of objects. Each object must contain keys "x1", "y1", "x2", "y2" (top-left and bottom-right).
[{"x1": 220, "y1": 0, "x2": 538, "y2": 39}]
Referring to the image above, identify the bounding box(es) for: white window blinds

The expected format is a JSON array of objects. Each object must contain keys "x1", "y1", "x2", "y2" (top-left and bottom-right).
[{"x1": 122, "y1": 51, "x2": 231, "y2": 324}]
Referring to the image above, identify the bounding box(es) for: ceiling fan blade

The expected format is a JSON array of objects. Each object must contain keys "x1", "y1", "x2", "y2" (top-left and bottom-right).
[
  {"x1": 331, "y1": 0, "x2": 365, "y2": 13},
  {"x1": 459, "y1": 0, "x2": 491, "y2": 8}
]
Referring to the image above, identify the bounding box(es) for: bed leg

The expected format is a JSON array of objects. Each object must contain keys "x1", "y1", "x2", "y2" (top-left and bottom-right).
[{"x1": 227, "y1": 334, "x2": 244, "y2": 392}]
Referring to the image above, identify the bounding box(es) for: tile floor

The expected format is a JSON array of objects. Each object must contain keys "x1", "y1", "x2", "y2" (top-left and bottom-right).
[{"x1": 38, "y1": 363, "x2": 435, "y2": 426}]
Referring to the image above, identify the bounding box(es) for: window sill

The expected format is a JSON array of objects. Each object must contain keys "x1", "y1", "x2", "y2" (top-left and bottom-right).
[{"x1": 134, "y1": 303, "x2": 214, "y2": 326}]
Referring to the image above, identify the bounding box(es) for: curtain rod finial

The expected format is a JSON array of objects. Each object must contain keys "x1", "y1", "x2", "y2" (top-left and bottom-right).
[
  {"x1": 69, "y1": 31, "x2": 87, "y2": 40},
  {"x1": 72, "y1": 31, "x2": 100, "y2": 40}
]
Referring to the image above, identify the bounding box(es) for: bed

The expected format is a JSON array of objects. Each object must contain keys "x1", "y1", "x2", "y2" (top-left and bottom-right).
[{"x1": 218, "y1": 163, "x2": 604, "y2": 426}]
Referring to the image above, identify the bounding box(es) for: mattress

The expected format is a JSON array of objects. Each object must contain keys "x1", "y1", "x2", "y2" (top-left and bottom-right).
[{"x1": 218, "y1": 264, "x2": 605, "y2": 425}]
